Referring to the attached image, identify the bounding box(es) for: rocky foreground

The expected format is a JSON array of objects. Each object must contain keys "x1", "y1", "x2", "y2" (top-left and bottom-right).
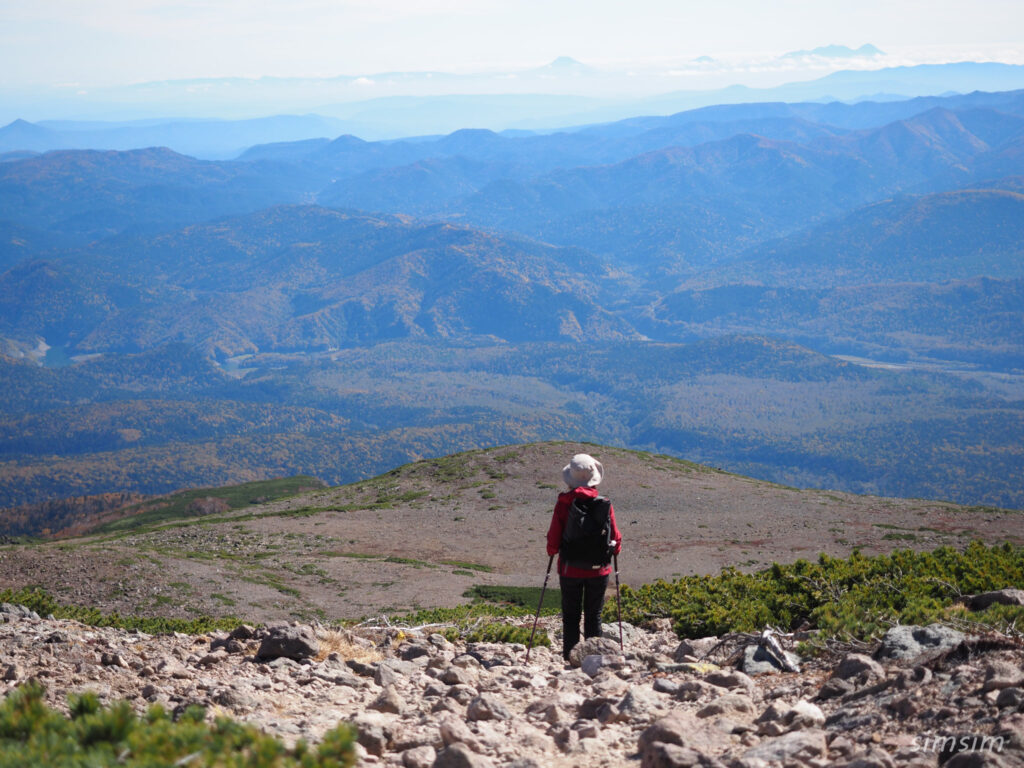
[{"x1": 1, "y1": 603, "x2": 1023, "y2": 768}]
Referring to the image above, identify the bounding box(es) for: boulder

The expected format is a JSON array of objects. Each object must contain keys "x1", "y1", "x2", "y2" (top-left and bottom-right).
[
  {"x1": 697, "y1": 693, "x2": 755, "y2": 719},
  {"x1": 601, "y1": 621, "x2": 642, "y2": 645},
  {"x1": 641, "y1": 741, "x2": 727, "y2": 768},
  {"x1": 704, "y1": 669, "x2": 755, "y2": 694},
  {"x1": 568, "y1": 637, "x2": 622, "y2": 667},
  {"x1": 432, "y1": 742, "x2": 495, "y2": 768},
  {"x1": 466, "y1": 693, "x2": 511, "y2": 721},
  {"x1": 834, "y1": 653, "x2": 885, "y2": 683},
  {"x1": 741, "y1": 728, "x2": 828, "y2": 765},
  {"x1": 963, "y1": 589, "x2": 1024, "y2": 611},
  {"x1": 581, "y1": 654, "x2": 626, "y2": 678},
  {"x1": 875, "y1": 624, "x2": 965, "y2": 662},
  {"x1": 617, "y1": 685, "x2": 667, "y2": 723},
  {"x1": 402, "y1": 745, "x2": 436, "y2": 768},
  {"x1": 672, "y1": 637, "x2": 719, "y2": 662},
  {"x1": 256, "y1": 625, "x2": 319, "y2": 661},
  {"x1": 741, "y1": 644, "x2": 801, "y2": 675}
]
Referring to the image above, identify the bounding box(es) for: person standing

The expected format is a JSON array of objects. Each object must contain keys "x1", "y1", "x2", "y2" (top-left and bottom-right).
[{"x1": 546, "y1": 453, "x2": 622, "y2": 661}]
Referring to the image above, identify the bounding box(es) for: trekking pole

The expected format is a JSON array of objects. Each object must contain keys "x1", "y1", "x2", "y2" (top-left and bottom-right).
[
  {"x1": 525, "y1": 555, "x2": 554, "y2": 663},
  {"x1": 613, "y1": 553, "x2": 624, "y2": 652}
]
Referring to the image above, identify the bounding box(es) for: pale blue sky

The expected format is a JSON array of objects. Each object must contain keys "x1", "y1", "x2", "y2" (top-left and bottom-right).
[{"x1": 2, "y1": 0, "x2": 1022, "y2": 87}]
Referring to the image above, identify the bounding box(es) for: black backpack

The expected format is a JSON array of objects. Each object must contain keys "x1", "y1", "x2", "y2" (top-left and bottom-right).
[{"x1": 560, "y1": 495, "x2": 614, "y2": 570}]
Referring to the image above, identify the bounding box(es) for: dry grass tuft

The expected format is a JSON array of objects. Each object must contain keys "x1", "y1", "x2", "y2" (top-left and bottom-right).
[{"x1": 315, "y1": 629, "x2": 386, "y2": 664}]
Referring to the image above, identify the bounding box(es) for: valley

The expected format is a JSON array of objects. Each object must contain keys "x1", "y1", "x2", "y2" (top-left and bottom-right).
[{"x1": 2, "y1": 87, "x2": 1024, "y2": 521}]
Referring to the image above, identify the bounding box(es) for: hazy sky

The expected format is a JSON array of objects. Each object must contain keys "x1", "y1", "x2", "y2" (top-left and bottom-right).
[{"x1": 2, "y1": 0, "x2": 1023, "y2": 87}]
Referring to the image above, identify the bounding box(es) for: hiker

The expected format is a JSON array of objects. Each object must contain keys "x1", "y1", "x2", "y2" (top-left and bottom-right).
[{"x1": 546, "y1": 452, "x2": 622, "y2": 660}]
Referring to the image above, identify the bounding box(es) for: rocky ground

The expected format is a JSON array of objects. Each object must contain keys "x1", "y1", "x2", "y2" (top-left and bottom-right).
[{"x1": 2, "y1": 602, "x2": 1022, "y2": 767}]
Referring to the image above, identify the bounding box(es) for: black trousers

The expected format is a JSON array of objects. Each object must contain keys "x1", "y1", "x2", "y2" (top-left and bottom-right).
[{"x1": 559, "y1": 574, "x2": 609, "y2": 660}]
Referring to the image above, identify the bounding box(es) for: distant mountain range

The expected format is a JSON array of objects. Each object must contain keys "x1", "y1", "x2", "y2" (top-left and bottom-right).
[
  {"x1": 782, "y1": 44, "x2": 885, "y2": 59},
  {"x1": 2, "y1": 85, "x2": 1023, "y2": 513},
  {"x1": 4, "y1": 62, "x2": 1024, "y2": 152}
]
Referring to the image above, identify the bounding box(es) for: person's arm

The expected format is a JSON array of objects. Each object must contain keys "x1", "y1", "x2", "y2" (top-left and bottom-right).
[
  {"x1": 608, "y1": 502, "x2": 622, "y2": 555},
  {"x1": 546, "y1": 495, "x2": 568, "y2": 556}
]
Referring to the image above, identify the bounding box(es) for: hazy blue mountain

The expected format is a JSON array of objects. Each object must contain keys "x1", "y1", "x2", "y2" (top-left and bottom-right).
[
  {"x1": 574, "y1": 89, "x2": 1024, "y2": 137},
  {"x1": 782, "y1": 44, "x2": 884, "y2": 59},
  {"x1": 5, "y1": 63, "x2": 1024, "y2": 144},
  {"x1": 0, "y1": 206, "x2": 635, "y2": 357},
  {"x1": 427, "y1": 105, "x2": 1024, "y2": 271},
  {"x1": 0, "y1": 148, "x2": 323, "y2": 241},
  {"x1": 651, "y1": 277, "x2": 1024, "y2": 370},
  {"x1": 240, "y1": 89, "x2": 1024, "y2": 173},
  {"x1": 711, "y1": 188, "x2": 1024, "y2": 288},
  {"x1": 0, "y1": 115, "x2": 349, "y2": 160}
]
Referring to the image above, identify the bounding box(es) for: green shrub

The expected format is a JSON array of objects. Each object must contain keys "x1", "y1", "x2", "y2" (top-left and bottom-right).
[
  {"x1": 466, "y1": 622, "x2": 549, "y2": 646},
  {"x1": 613, "y1": 542, "x2": 1024, "y2": 642},
  {"x1": 0, "y1": 682, "x2": 356, "y2": 767},
  {"x1": 463, "y1": 585, "x2": 561, "y2": 615},
  {"x1": 0, "y1": 587, "x2": 240, "y2": 635}
]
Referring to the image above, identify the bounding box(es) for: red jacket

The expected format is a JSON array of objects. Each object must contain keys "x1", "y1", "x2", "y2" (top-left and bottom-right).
[{"x1": 546, "y1": 485, "x2": 622, "y2": 578}]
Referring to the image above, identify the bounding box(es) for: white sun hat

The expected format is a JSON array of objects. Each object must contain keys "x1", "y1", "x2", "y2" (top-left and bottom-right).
[{"x1": 562, "y1": 453, "x2": 604, "y2": 488}]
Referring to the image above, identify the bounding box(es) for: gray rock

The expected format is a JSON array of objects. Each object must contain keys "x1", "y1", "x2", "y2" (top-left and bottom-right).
[
  {"x1": 579, "y1": 694, "x2": 618, "y2": 721},
  {"x1": 438, "y1": 714, "x2": 479, "y2": 748},
  {"x1": 697, "y1": 693, "x2": 755, "y2": 719},
  {"x1": 672, "y1": 637, "x2": 719, "y2": 662},
  {"x1": 267, "y1": 657, "x2": 299, "y2": 670},
  {"x1": 601, "y1": 621, "x2": 642, "y2": 645},
  {"x1": 741, "y1": 644, "x2": 802, "y2": 675},
  {"x1": 402, "y1": 745, "x2": 436, "y2": 768},
  {"x1": 357, "y1": 722, "x2": 389, "y2": 757},
  {"x1": 376, "y1": 663, "x2": 400, "y2": 688},
  {"x1": 618, "y1": 685, "x2": 667, "y2": 723},
  {"x1": 445, "y1": 684, "x2": 478, "y2": 704},
  {"x1": 100, "y1": 652, "x2": 128, "y2": 668},
  {"x1": 433, "y1": 742, "x2": 495, "y2": 767},
  {"x1": 834, "y1": 653, "x2": 886, "y2": 682},
  {"x1": 816, "y1": 677, "x2": 855, "y2": 700},
  {"x1": 257, "y1": 625, "x2": 319, "y2": 661},
  {"x1": 944, "y1": 751, "x2": 1011, "y2": 768},
  {"x1": 755, "y1": 700, "x2": 823, "y2": 736},
  {"x1": 581, "y1": 654, "x2": 626, "y2": 678},
  {"x1": 675, "y1": 680, "x2": 710, "y2": 702},
  {"x1": 834, "y1": 747, "x2": 897, "y2": 768},
  {"x1": 212, "y1": 687, "x2": 258, "y2": 712},
  {"x1": 568, "y1": 637, "x2": 622, "y2": 667},
  {"x1": 741, "y1": 728, "x2": 828, "y2": 764},
  {"x1": 451, "y1": 653, "x2": 482, "y2": 669},
  {"x1": 964, "y1": 589, "x2": 1024, "y2": 611},
  {"x1": 653, "y1": 677, "x2": 680, "y2": 695},
  {"x1": 997, "y1": 687, "x2": 1024, "y2": 709},
  {"x1": 982, "y1": 660, "x2": 1024, "y2": 692},
  {"x1": 705, "y1": 669, "x2": 755, "y2": 694},
  {"x1": 228, "y1": 624, "x2": 256, "y2": 640},
  {"x1": 369, "y1": 684, "x2": 405, "y2": 714},
  {"x1": 0, "y1": 603, "x2": 40, "y2": 620},
  {"x1": 641, "y1": 741, "x2": 727, "y2": 768},
  {"x1": 466, "y1": 693, "x2": 511, "y2": 721},
  {"x1": 875, "y1": 624, "x2": 965, "y2": 662},
  {"x1": 551, "y1": 726, "x2": 579, "y2": 754},
  {"x1": 346, "y1": 659, "x2": 376, "y2": 677},
  {"x1": 352, "y1": 713, "x2": 394, "y2": 757},
  {"x1": 441, "y1": 666, "x2": 477, "y2": 686},
  {"x1": 401, "y1": 642, "x2": 432, "y2": 661},
  {"x1": 638, "y1": 713, "x2": 733, "y2": 758}
]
